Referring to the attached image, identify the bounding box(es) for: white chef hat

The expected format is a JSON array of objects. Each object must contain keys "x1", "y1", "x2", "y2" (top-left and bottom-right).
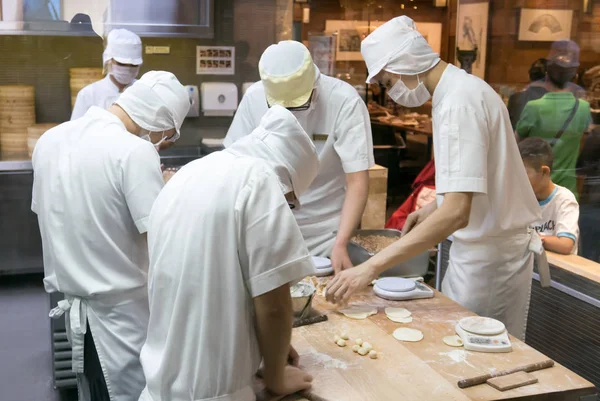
[
  {"x1": 361, "y1": 16, "x2": 440, "y2": 83},
  {"x1": 103, "y1": 29, "x2": 143, "y2": 68},
  {"x1": 115, "y1": 71, "x2": 190, "y2": 136},
  {"x1": 226, "y1": 105, "x2": 319, "y2": 198},
  {"x1": 259, "y1": 41, "x2": 318, "y2": 108}
]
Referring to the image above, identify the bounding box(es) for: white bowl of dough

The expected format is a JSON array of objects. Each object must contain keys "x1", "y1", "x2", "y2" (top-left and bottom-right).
[{"x1": 290, "y1": 282, "x2": 315, "y2": 317}]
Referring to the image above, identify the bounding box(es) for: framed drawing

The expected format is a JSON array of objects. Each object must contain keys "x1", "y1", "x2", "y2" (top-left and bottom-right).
[
  {"x1": 325, "y1": 20, "x2": 442, "y2": 61},
  {"x1": 324, "y1": 20, "x2": 368, "y2": 61},
  {"x1": 308, "y1": 34, "x2": 337, "y2": 76},
  {"x1": 518, "y1": 9, "x2": 573, "y2": 42},
  {"x1": 197, "y1": 46, "x2": 235, "y2": 75},
  {"x1": 455, "y1": 2, "x2": 489, "y2": 79}
]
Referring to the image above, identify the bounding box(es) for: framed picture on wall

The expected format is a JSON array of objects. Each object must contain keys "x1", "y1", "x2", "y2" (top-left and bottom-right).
[
  {"x1": 308, "y1": 34, "x2": 337, "y2": 76},
  {"x1": 455, "y1": 2, "x2": 490, "y2": 79},
  {"x1": 325, "y1": 20, "x2": 369, "y2": 61},
  {"x1": 325, "y1": 20, "x2": 442, "y2": 61},
  {"x1": 518, "y1": 9, "x2": 573, "y2": 42}
]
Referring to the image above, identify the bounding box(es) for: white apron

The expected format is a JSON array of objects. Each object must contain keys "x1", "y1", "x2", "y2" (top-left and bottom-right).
[
  {"x1": 441, "y1": 229, "x2": 548, "y2": 340},
  {"x1": 50, "y1": 286, "x2": 149, "y2": 401}
]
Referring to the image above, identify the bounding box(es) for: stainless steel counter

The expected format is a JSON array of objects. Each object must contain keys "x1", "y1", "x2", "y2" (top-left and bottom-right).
[{"x1": 0, "y1": 160, "x2": 33, "y2": 172}]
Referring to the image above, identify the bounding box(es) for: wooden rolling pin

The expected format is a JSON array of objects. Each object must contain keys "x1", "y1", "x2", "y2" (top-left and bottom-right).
[{"x1": 458, "y1": 359, "x2": 554, "y2": 389}]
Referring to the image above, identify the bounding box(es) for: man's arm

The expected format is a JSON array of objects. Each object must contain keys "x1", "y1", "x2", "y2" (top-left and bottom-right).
[
  {"x1": 122, "y1": 143, "x2": 164, "y2": 234},
  {"x1": 331, "y1": 170, "x2": 369, "y2": 272},
  {"x1": 331, "y1": 96, "x2": 375, "y2": 271},
  {"x1": 326, "y1": 192, "x2": 472, "y2": 304},
  {"x1": 240, "y1": 169, "x2": 315, "y2": 394},
  {"x1": 253, "y1": 284, "x2": 307, "y2": 393},
  {"x1": 368, "y1": 192, "x2": 472, "y2": 275}
]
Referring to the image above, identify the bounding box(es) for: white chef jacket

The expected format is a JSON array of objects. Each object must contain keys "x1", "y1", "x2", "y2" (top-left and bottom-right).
[
  {"x1": 32, "y1": 106, "x2": 163, "y2": 297},
  {"x1": 432, "y1": 64, "x2": 541, "y2": 240},
  {"x1": 71, "y1": 76, "x2": 133, "y2": 120},
  {"x1": 434, "y1": 65, "x2": 543, "y2": 340},
  {"x1": 139, "y1": 153, "x2": 315, "y2": 401},
  {"x1": 531, "y1": 185, "x2": 579, "y2": 254},
  {"x1": 224, "y1": 71, "x2": 375, "y2": 256}
]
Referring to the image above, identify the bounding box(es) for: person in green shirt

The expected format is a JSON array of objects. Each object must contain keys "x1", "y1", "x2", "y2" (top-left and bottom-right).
[{"x1": 516, "y1": 40, "x2": 591, "y2": 199}]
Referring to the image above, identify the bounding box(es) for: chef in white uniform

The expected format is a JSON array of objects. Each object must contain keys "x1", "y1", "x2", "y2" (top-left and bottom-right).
[
  {"x1": 139, "y1": 106, "x2": 318, "y2": 401},
  {"x1": 326, "y1": 16, "x2": 545, "y2": 340},
  {"x1": 32, "y1": 71, "x2": 189, "y2": 401},
  {"x1": 224, "y1": 40, "x2": 374, "y2": 274},
  {"x1": 71, "y1": 29, "x2": 143, "y2": 120}
]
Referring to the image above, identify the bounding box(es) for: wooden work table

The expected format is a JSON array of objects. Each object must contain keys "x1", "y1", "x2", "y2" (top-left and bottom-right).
[{"x1": 280, "y1": 287, "x2": 596, "y2": 401}]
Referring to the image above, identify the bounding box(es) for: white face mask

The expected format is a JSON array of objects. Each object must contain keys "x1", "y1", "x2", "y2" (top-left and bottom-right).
[
  {"x1": 110, "y1": 63, "x2": 139, "y2": 85},
  {"x1": 140, "y1": 129, "x2": 178, "y2": 151},
  {"x1": 388, "y1": 75, "x2": 431, "y2": 108}
]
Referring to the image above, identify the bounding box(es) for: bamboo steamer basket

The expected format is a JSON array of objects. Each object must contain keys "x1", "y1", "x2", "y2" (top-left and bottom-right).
[
  {"x1": 0, "y1": 85, "x2": 35, "y2": 157},
  {"x1": 1, "y1": 132, "x2": 28, "y2": 157},
  {"x1": 27, "y1": 123, "x2": 57, "y2": 157},
  {"x1": 70, "y1": 68, "x2": 103, "y2": 108},
  {"x1": 0, "y1": 111, "x2": 35, "y2": 129},
  {"x1": 0, "y1": 85, "x2": 35, "y2": 99}
]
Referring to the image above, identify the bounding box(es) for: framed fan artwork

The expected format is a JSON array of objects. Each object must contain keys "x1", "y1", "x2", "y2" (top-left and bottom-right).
[{"x1": 518, "y1": 9, "x2": 573, "y2": 42}]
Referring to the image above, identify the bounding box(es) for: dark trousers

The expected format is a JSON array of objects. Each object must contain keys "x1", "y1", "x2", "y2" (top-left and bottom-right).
[
  {"x1": 579, "y1": 204, "x2": 600, "y2": 263},
  {"x1": 84, "y1": 322, "x2": 111, "y2": 401}
]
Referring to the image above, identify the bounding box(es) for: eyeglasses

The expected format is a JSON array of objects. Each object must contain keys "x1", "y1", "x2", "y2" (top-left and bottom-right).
[{"x1": 266, "y1": 91, "x2": 314, "y2": 111}]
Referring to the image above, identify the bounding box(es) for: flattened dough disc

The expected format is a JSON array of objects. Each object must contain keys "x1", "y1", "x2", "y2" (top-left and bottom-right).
[
  {"x1": 443, "y1": 335, "x2": 464, "y2": 347},
  {"x1": 376, "y1": 277, "x2": 416, "y2": 292},
  {"x1": 393, "y1": 328, "x2": 424, "y2": 342},
  {"x1": 384, "y1": 307, "x2": 412, "y2": 318},
  {"x1": 387, "y1": 315, "x2": 413, "y2": 323},
  {"x1": 459, "y1": 316, "x2": 505, "y2": 336},
  {"x1": 339, "y1": 306, "x2": 378, "y2": 320}
]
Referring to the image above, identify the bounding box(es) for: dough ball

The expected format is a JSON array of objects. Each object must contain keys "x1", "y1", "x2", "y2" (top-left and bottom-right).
[
  {"x1": 333, "y1": 334, "x2": 341, "y2": 343},
  {"x1": 358, "y1": 347, "x2": 369, "y2": 356},
  {"x1": 352, "y1": 344, "x2": 360, "y2": 353},
  {"x1": 355, "y1": 338, "x2": 363, "y2": 346},
  {"x1": 361, "y1": 342, "x2": 373, "y2": 352},
  {"x1": 387, "y1": 315, "x2": 413, "y2": 324},
  {"x1": 369, "y1": 350, "x2": 378, "y2": 359},
  {"x1": 336, "y1": 339, "x2": 347, "y2": 347},
  {"x1": 443, "y1": 335, "x2": 464, "y2": 347},
  {"x1": 340, "y1": 332, "x2": 349, "y2": 340},
  {"x1": 384, "y1": 307, "x2": 412, "y2": 319},
  {"x1": 392, "y1": 328, "x2": 424, "y2": 342},
  {"x1": 339, "y1": 306, "x2": 378, "y2": 320}
]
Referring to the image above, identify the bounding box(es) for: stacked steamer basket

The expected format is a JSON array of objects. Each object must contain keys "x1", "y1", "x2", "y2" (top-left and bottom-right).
[
  {"x1": 27, "y1": 123, "x2": 58, "y2": 158},
  {"x1": 69, "y1": 68, "x2": 103, "y2": 109},
  {"x1": 0, "y1": 85, "x2": 35, "y2": 158}
]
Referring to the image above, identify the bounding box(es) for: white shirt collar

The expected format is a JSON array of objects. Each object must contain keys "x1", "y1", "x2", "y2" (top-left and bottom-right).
[{"x1": 432, "y1": 64, "x2": 458, "y2": 109}]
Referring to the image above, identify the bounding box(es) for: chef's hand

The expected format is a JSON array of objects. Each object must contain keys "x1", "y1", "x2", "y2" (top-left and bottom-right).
[
  {"x1": 162, "y1": 169, "x2": 176, "y2": 184},
  {"x1": 267, "y1": 365, "x2": 313, "y2": 396},
  {"x1": 288, "y1": 345, "x2": 300, "y2": 367},
  {"x1": 402, "y1": 201, "x2": 437, "y2": 236},
  {"x1": 331, "y1": 243, "x2": 353, "y2": 274},
  {"x1": 325, "y1": 264, "x2": 375, "y2": 305}
]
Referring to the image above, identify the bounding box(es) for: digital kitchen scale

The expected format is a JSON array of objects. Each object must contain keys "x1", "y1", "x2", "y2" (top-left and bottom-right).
[
  {"x1": 373, "y1": 277, "x2": 434, "y2": 301},
  {"x1": 312, "y1": 256, "x2": 333, "y2": 277},
  {"x1": 455, "y1": 316, "x2": 512, "y2": 353}
]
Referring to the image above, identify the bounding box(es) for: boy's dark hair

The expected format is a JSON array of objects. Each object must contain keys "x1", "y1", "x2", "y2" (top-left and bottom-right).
[{"x1": 519, "y1": 137, "x2": 554, "y2": 171}]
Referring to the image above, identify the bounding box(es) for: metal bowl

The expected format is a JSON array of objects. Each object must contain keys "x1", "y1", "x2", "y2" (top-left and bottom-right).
[
  {"x1": 290, "y1": 282, "x2": 315, "y2": 318},
  {"x1": 347, "y1": 229, "x2": 429, "y2": 278}
]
